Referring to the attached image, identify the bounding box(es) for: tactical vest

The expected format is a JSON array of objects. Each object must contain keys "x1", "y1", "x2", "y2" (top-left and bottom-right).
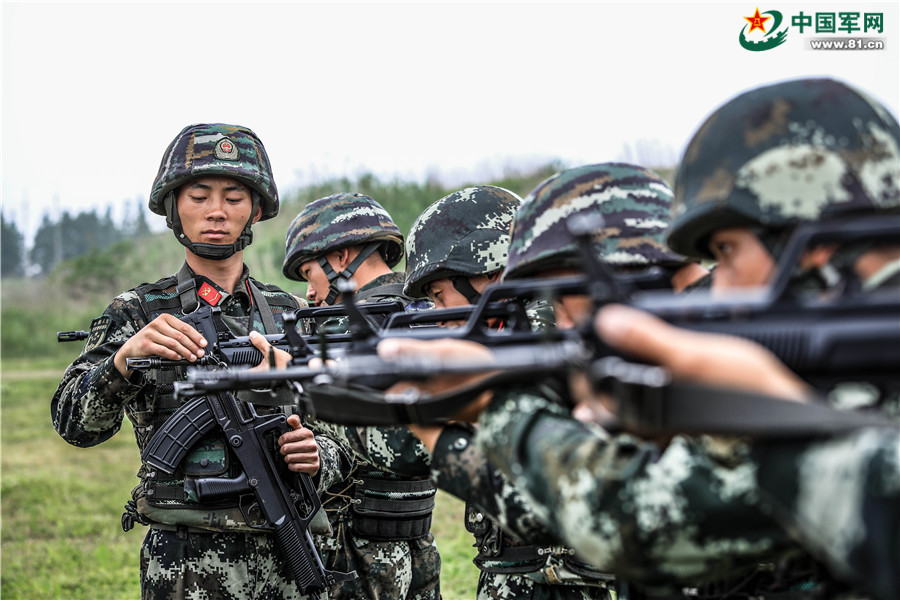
[
  {"x1": 131, "y1": 263, "x2": 300, "y2": 512},
  {"x1": 313, "y1": 273, "x2": 438, "y2": 542},
  {"x1": 465, "y1": 503, "x2": 615, "y2": 587}
]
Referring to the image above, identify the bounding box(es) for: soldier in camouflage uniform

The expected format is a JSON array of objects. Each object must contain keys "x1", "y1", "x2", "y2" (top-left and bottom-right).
[
  {"x1": 476, "y1": 82, "x2": 900, "y2": 597},
  {"x1": 51, "y1": 123, "x2": 352, "y2": 600},
  {"x1": 663, "y1": 77, "x2": 900, "y2": 598},
  {"x1": 391, "y1": 79, "x2": 900, "y2": 596},
  {"x1": 501, "y1": 163, "x2": 706, "y2": 431},
  {"x1": 404, "y1": 185, "x2": 614, "y2": 599},
  {"x1": 282, "y1": 192, "x2": 441, "y2": 600},
  {"x1": 405, "y1": 186, "x2": 525, "y2": 308}
]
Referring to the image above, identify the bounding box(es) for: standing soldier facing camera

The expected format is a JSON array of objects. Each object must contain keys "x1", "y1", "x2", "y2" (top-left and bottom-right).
[{"x1": 51, "y1": 123, "x2": 349, "y2": 600}]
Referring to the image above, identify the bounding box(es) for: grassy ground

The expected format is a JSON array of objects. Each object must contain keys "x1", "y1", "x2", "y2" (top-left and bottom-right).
[{"x1": 0, "y1": 357, "x2": 480, "y2": 599}]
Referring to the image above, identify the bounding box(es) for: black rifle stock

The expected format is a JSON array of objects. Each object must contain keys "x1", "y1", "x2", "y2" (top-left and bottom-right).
[{"x1": 142, "y1": 391, "x2": 356, "y2": 593}]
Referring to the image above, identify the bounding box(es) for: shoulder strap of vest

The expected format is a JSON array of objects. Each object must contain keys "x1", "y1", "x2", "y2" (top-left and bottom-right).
[
  {"x1": 247, "y1": 279, "x2": 278, "y2": 334},
  {"x1": 134, "y1": 264, "x2": 190, "y2": 323},
  {"x1": 174, "y1": 262, "x2": 200, "y2": 315}
]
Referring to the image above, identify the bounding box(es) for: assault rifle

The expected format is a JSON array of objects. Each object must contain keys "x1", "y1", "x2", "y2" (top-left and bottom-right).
[
  {"x1": 124, "y1": 301, "x2": 404, "y2": 372},
  {"x1": 175, "y1": 214, "x2": 900, "y2": 436},
  {"x1": 138, "y1": 303, "x2": 366, "y2": 593},
  {"x1": 142, "y1": 389, "x2": 357, "y2": 593}
]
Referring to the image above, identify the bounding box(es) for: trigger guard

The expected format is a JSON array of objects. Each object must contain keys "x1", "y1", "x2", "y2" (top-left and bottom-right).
[{"x1": 238, "y1": 495, "x2": 272, "y2": 531}]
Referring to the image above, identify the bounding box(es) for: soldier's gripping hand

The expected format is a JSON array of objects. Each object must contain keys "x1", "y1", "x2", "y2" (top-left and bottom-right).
[
  {"x1": 595, "y1": 304, "x2": 812, "y2": 402},
  {"x1": 114, "y1": 313, "x2": 208, "y2": 378},
  {"x1": 247, "y1": 330, "x2": 294, "y2": 370},
  {"x1": 377, "y1": 337, "x2": 497, "y2": 424},
  {"x1": 278, "y1": 414, "x2": 320, "y2": 475}
]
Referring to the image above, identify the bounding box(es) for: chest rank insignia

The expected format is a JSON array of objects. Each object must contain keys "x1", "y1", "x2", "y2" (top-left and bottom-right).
[
  {"x1": 198, "y1": 282, "x2": 223, "y2": 306},
  {"x1": 214, "y1": 137, "x2": 239, "y2": 161}
]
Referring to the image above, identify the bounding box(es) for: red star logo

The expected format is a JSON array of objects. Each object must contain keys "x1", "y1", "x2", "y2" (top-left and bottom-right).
[{"x1": 744, "y1": 7, "x2": 770, "y2": 34}]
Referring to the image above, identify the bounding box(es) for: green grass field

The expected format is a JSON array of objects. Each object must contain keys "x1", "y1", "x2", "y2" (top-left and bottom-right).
[{"x1": 0, "y1": 357, "x2": 480, "y2": 599}]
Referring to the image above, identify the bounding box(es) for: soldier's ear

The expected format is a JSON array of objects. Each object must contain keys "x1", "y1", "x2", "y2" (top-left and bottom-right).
[
  {"x1": 251, "y1": 206, "x2": 263, "y2": 224},
  {"x1": 337, "y1": 247, "x2": 352, "y2": 269}
]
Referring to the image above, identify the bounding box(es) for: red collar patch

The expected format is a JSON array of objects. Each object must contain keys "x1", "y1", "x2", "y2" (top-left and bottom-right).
[{"x1": 198, "y1": 281, "x2": 223, "y2": 306}]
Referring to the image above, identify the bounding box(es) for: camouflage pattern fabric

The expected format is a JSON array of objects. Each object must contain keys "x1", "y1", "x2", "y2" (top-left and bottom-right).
[
  {"x1": 283, "y1": 193, "x2": 404, "y2": 281},
  {"x1": 753, "y1": 269, "x2": 900, "y2": 600},
  {"x1": 503, "y1": 163, "x2": 688, "y2": 281},
  {"x1": 431, "y1": 423, "x2": 615, "y2": 600},
  {"x1": 404, "y1": 186, "x2": 522, "y2": 298},
  {"x1": 754, "y1": 428, "x2": 900, "y2": 600},
  {"x1": 149, "y1": 123, "x2": 279, "y2": 220},
  {"x1": 51, "y1": 266, "x2": 349, "y2": 599},
  {"x1": 301, "y1": 271, "x2": 442, "y2": 600},
  {"x1": 141, "y1": 528, "x2": 325, "y2": 600},
  {"x1": 667, "y1": 77, "x2": 900, "y2": 260},
  {"x1": 474, "y1": 387, "x2": 844, "y2": 594}
]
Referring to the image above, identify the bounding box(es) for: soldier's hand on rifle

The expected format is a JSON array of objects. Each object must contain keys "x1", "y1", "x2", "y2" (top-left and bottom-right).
[
  {"x1": 377, "y1": 337, "x2": 497, "y2": 422},
  {"x1": 594, "y1": 304, "x2": 812, "y2": 402},
  {"x1": 114, "y1": 313, "x2": 208, "y2": 378},
  {"x1": 247, "y1": 330, "x2": 293, "y2": 370},
  {"x1": 569, "y1": 371, "x2": 618, "y2": 427},
  {"x1": 278, "y1": 414, "x2": 320, "y2": 475}
]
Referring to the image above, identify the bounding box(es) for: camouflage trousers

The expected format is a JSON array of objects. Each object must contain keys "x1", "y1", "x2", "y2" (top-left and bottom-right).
[
  {"x1": 316, "y1": 530, "x2": 441, "y2": 600},
  {"x1": 140, "y1": 526, "x2": 326, "y2": 600}
]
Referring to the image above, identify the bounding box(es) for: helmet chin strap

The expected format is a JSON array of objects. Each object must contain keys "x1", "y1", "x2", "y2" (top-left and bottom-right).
[
  {"x1": 164, "y1": 191, "x2": 259, "y2": 261},
  {"x1": 318, "y1": 242, "x2": 383, "y2": 305},
  {"x1": 450, "y1": 276, "x2": 482, "y2": 304}
]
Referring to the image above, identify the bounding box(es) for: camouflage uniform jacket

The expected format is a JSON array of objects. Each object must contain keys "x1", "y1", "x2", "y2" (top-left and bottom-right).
[
  {"x1": 305, "y1": 271, "x2": 442, "y2": 600},
  {"x1": 754, "y1": 428, "x2": 899, "y2": 600},
  {"x1": 475, "y1": 385, "x2": 851, "y2": 596},
  {"x1": 753, "y1": 271, "x2": 900, "y2": 600},
  {"x1": 51, "y1": 263, "x2": 352, "y2": 532},
  {"x1": 432, "y1": 422, "x2": 615, "y2": 599}
]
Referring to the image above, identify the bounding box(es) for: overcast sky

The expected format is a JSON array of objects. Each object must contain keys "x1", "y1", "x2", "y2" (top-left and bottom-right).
[{"x1": 3, "y1": 1, "x2": 898, "y2": 245}]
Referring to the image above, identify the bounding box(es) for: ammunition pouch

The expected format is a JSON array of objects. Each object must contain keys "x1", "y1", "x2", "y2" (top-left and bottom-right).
[{"x1": 350, "y1": 474, "x2": 436, "y2": 541}]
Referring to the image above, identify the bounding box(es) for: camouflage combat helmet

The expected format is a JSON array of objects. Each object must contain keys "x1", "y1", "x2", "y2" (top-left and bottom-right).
[
  {"x1": 149, "y1": 123, "x2": 279, "y2": 260},
  {"x1": 404, "y1": 186, "x2": 522, "y2": 300},
  {"x1": 283, "y1": 193, "x2": 404, "y2": 304},
  {"x1": 503, "y1": 163, "x2": 687, "y2": 281},
  {"x1": 667, "y1": 77, "x2": 900, "y2": 260}
]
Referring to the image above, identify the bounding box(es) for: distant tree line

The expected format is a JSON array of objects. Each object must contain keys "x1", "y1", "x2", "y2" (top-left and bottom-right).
[
  {"x1": 2, "y1": 213, "x2": 26, "y2": 278},
  {"x1": 1, "y1": 199, "x2": 152, "y2": 278}
]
